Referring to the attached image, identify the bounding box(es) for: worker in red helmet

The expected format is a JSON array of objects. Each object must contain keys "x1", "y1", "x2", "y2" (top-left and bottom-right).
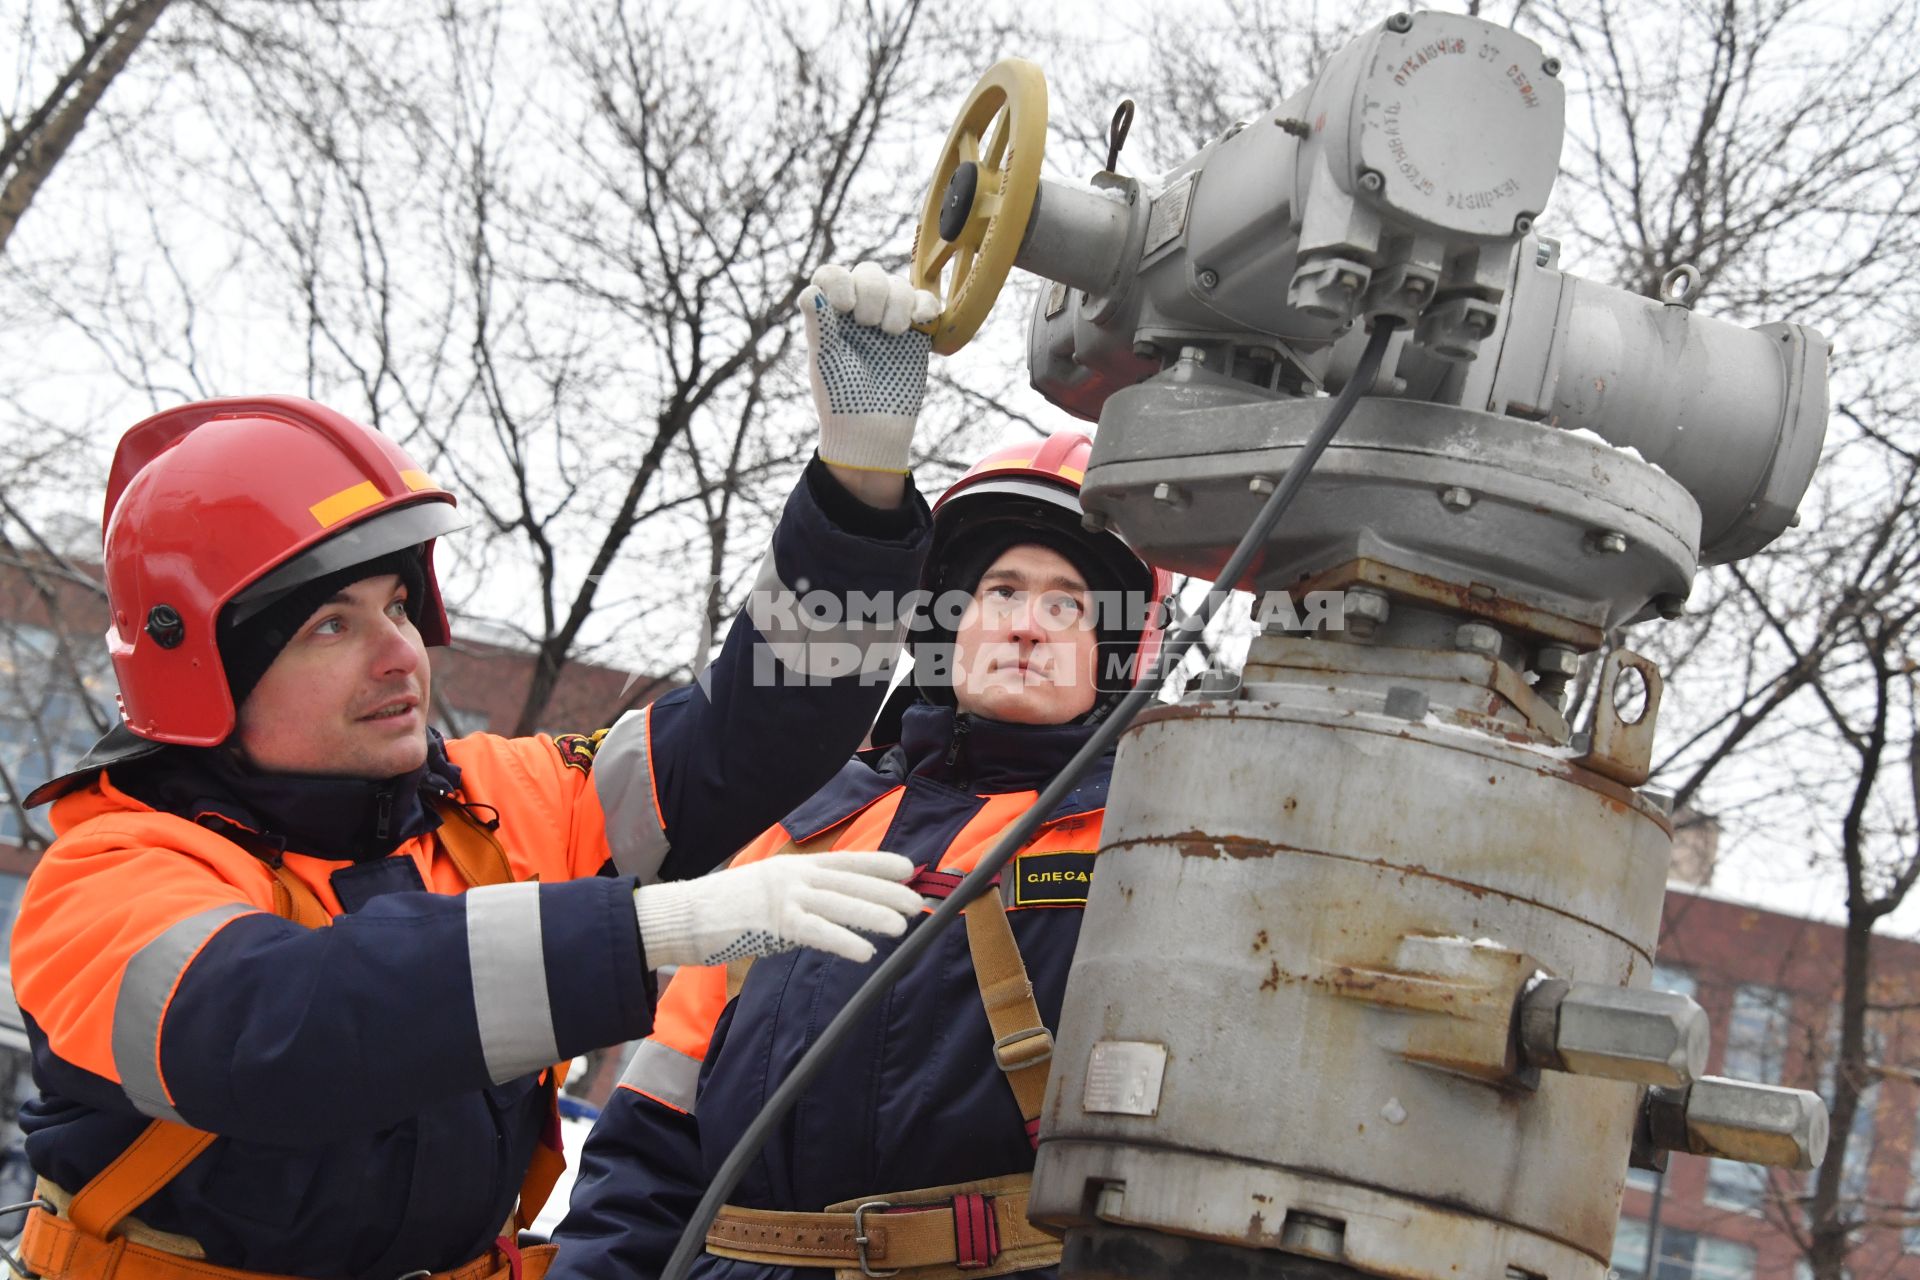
[
  {"x1": 548, "y1": 429, "x2": 1174, "y2": 1280},
  {"x1": 7, "y1": 264, "x2": 946, "y2": 1280}
]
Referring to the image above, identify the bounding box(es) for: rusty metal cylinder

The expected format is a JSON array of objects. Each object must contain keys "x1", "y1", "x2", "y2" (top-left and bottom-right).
[{"x1": 1029, "y1": 679, "x2": 1674, "y2": 1280}]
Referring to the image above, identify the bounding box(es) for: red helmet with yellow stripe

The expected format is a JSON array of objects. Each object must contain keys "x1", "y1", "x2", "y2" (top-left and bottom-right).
[
  {"x1": 100, "y1": 396, "x2": 466, "y2": 746},
  {"x1": 923, "y1": 429, "x2": 1172, "y2": 707}
]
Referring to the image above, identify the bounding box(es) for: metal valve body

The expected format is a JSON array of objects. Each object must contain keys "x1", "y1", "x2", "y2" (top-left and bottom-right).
[
  {"x1": 975, "y1": 10, "x2": 1836, "y2": 1280},
  {"x1": 1029, "y1": 649, "x2": 1675, "y2": 1279}
]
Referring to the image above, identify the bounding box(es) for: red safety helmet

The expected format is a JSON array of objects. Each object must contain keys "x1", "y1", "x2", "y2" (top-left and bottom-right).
[
  {"x1": 920, "y1": 429, "x2": 1173, "y2": 709},
  {"x1": 100, "y1": 396, "x2": 466, "y2": 747}
]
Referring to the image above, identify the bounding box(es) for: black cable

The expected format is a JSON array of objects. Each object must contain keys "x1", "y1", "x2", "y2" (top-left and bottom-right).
[{"x1": 661, "y1": 317, "x2": 1399, "y2": 1280}]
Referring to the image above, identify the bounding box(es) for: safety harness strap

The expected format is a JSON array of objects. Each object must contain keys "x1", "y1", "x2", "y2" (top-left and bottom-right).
[
  {"x1": 36, "y1": 800, "x2": 557, "y2": 1272},
  {"x1": 749, "y1": 822, "x2": 1053, "y2": 1147},
  {"x1": 707, "y1": 1173, "x2": 1058, "y2": 1280},
  {"x1": 962, "y1": 889, "x2": 1052, "y2": 1149},
  {"x1": 265, "y1": 801, "x2": 515, "y2": 927},
  {"x1": 265, "y1": 869, "x2": 329, "y2": 930},
  {"x1": 436, "y1": 802, "x2": 519, "y2": 890},
  {"x1": 514, "y1": 1087, "x2": 568, "y2": 1233},
  {"x1": 16, "y1": 1211, "x2": 557, "y2": 1280},
  {"x1": 64, "y1": 1123, "x2": 214, "y2": 1242}
]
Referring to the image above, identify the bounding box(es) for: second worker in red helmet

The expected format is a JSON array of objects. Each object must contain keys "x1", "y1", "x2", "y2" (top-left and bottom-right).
[
  {"x1": 548, "y1": 430, "x2": 1174, "y2": 1280},
  {"x1": 7, "y1": 265, "x2": 945, "y2": 1280}
]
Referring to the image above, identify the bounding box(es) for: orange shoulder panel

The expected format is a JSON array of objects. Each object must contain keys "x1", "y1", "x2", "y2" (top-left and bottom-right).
[
  {"x1": 1021, "y1": 810, "x2": 1104, "y2": 856},
  {"x1": 824, "y1": 791, "x2": 906, "y2": 855},
  {"x1": 442, "y1": 732, "x2": 609, "y2": 883},
  {"x1": 937, "y1": 793, "x2": 1041, "y2": 876},
  {"x1": 647, "y1": 963, "x2": 731, "y2": 1063},
  {"x1": 937, "y1": 797, "x2": 1106, "y2": 878},
  {"x1": 727, "y1": 823, "x2": 795, "y2": 870},
  {"x1": 634, "y1": 821, "x2": 800, "y2": 1068},
  {"x1": 15, "y1": 779, "x2": 276, "y2": 1084}
]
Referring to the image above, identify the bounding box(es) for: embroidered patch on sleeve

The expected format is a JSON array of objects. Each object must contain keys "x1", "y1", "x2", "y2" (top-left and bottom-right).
[
  {"x1": 1013, "y1": 849, "x2": 1098, "y2": 906},
  {"x1": 552, "y1": 728, "x2": 611, "y2": 774}
]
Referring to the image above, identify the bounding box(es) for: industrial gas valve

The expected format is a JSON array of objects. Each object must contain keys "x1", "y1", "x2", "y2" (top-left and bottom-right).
[
  {"x1": 1324, "y1": 945, "x2": 1710, "y2": 1092},
  {"x1": 1518, "y1": 978, "x2": 1709, "y2": 1089},
  {"x1": 901, "y1": 12, "x2": 1835, "y2": 1280},
  {"x1": 1638, "y1": 1077, "x2": 1829, "y2": 1173}
]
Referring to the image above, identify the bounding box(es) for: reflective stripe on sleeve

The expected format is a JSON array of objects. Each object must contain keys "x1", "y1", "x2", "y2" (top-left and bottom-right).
[
  {"x1": 591, "y1": 707, "x2": 671, "y2": 881},
  {"x1": 466, "y1": 883, "x2": 561, "y2": 1084},
  {"x1": 111, "y1": 903, "x2": 254, "y2": 1121},
  {"x1": 742, "y1": 548, "x2": 904, "y2": 680},
  {"x1": 617, "y1": 1037, "x2": 702, "y2": 1115}
]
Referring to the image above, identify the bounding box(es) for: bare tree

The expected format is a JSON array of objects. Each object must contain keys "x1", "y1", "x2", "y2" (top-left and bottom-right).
[
  {"x1": 1519, "y1": 3, "x2": 1920, "y2": 1275},
  {"x1": 1042, "y1": 0, "x2": 1373, "y2": 176},
  {"x1": 1531, "y1": 0, "x2": 1920, "y2": 325},
  {"x1": 0, "y1": 0, "x2": 176, "y2": 256},
  {"x1": 452, "y1": 0, "x2": 999, "y2": 732},
  {"x1": 1, "y1": 0, "x2": 1030, "y2": 742}
]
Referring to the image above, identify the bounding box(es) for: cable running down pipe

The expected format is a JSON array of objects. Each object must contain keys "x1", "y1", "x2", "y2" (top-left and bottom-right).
[{"x1": 661, "y1": 318, "x2": 1402, "y2": 1280}]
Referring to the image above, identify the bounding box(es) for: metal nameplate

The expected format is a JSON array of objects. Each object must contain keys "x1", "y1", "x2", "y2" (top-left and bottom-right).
[
  {"x1": 1083, "y1": 1040, "x2": 1168, "y2": 1116},
  {"x1": 1143, "y1": 175, "x2": 1194, "y2": 259}
]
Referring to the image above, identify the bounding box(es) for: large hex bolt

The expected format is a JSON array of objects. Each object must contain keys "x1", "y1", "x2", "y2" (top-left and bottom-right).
[
  {"x1": 1341, "y1": 587, "x2": 1391, "y2": 640},
  {"x1": 1454, "y1": 622, "x2": 1502, "y2": 656},
  {"x1": 1643, "y1": 1077, "x2": 1829, "y2": 1171},
  {"x1": 1520, "y1": 980, "x2": 1708, "y2": 1088},
  {"x1": 1289, "y1": 254, "x2": 1373, "y2": 322},
  {"x1": 1533, "y1": 644, "x2": 1580, "y2": 708}
]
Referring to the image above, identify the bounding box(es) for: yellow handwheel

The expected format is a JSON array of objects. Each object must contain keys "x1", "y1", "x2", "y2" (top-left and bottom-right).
[{"x1": 911, "y1": 58, "x2": 1048, "y2": 356}]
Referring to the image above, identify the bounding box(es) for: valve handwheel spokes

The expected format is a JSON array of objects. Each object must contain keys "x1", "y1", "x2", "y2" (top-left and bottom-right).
[{"x1": 911, "y1": 57, "x2": 1048, "y2": 355}]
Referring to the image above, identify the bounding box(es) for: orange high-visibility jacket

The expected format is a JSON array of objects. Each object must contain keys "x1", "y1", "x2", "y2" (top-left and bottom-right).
[
  {"x1": 551, "y1": 702, "x2": 1109, "y2": 1280},
  {"x1": 11, "y1": 464, "x2": 929, "y2": 1278}
]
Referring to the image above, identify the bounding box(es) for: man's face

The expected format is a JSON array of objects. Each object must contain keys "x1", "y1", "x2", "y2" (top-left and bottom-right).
[
  {"x1": 952, "y1": 543, "x2": 1099, "y2": 725},
  {"x1": 231, "y1": 574, "x2": 431, "y2": 778}
]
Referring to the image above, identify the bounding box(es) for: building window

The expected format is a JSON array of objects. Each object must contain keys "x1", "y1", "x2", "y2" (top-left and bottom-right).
[
  {"x1": 1723, "y1": 985, "x2": 1790, "y2": 1085},
  {"x1": 0, "y1": 1033, "x2": 32, "y2": 1210},
  {"x1": 1671, "y1": 1229, "x2": 1751, "y2": 1280},
  {"x1": 0, "y1": 873, "x2": 26, "y2": 965},
  {"x1": 1815, "y1": 1008, "x2": 1880, "y2": 1208},
  {"x1": 1613, "y1": 1221, "x2": 1754, "y2": 1279},
  {"x1": 1652, "y1": 965, "x2": 1697, "y2": 999},
  {"x1": 1716, "y1": 988, "x2": 1801, "y2": 1224},
  {"x1": 0, "y1": 622, "x2": 116, "y2": 844},
  {"x1": 1627, "y1": 966, "x2": 1699, "y2": 1193},
  {"x1": 1613, "y1": 1216, "x2": 1649, "y2": 1277},
  {"x1": 1705, "y1": 1157, "x2": 1768, "y2": 1214},
  {"x1": 1795, "y1": 1263, "x2": 1850, "y2": 1280},
  {"x1": 1907, "y1": 1096, "x2": 1920, "y2": 1252}
]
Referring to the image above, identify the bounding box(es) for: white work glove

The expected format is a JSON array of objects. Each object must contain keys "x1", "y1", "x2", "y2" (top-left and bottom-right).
[
  {"x1": 633, "y1": 850, "x2": 921, "y2": 966},
  {"x1": 802, "y1": 262, "x2": 943, "y2": 475}
]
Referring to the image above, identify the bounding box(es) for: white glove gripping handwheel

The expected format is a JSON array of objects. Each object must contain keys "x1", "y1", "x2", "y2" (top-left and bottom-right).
[
  {"x1": 633, "y1": 850, "x2": 922, "y2": 966},
  {"x1": 804, "y1": 262, "x2": 943, "y2": 475}
]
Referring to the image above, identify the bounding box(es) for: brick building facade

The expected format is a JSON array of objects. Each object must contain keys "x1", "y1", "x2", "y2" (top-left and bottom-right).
[{"x1": 1613, "y1": 889, "x2": 1920, "y2": 1279}]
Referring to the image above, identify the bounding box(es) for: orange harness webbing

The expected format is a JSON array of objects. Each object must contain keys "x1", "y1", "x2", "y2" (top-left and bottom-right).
[
  {"x1": 20, "y1": 804, "x2": 568, "y2": 1279},
  {"x1": 17, "y1": 1213, "x2": 558, "y2": 1280},
  {"x1": 708, "y1": 835, "x2": 1063, "y2": 1276},
  {"x1": 961, "y1": 887, "x2": 1052, "y2": 1149}
]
